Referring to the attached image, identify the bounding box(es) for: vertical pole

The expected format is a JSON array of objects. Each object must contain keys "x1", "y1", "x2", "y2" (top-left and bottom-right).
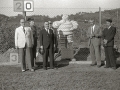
[
  {"x1": 117, "y1": 10, "x2": 119, "y2": 27},
  {"x1": 23, "y1": 11, "x2": 26, "y2": 21},
  {"x1": 99, "y1": 7, "x2": 101, "y2": 27}
]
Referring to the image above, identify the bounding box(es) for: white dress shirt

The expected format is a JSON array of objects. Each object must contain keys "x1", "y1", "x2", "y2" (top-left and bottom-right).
[{"x1": 91, "y1": 25, "x2": 95, "y2": 34}]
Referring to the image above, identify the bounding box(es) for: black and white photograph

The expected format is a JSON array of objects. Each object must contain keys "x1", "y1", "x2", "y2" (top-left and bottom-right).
[{"x1": 0, "y1": 0, "x2": 120, "y2": 90}]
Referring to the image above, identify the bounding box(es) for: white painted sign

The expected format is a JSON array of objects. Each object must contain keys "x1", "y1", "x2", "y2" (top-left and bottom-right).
[{"x1": 24, "y1": 0, "x2": 34, "y2": 11}]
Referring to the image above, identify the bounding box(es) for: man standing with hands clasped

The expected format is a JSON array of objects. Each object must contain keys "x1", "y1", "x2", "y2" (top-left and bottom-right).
[
  {"x1": 15, "y1": 19, "x2": 34, "y2": 72},
  {"x1": 102, "y1": 19, "x2": 116, "y2": 70},
  {"x1": 39, "y1": 22, "x2": 56, "y2": 70},
  {"x1": 87, "y1": 20, "x2": 102, "y2": 68},
  {"x1": 27, "y1": 18, "x2": 38, "y2": 68}
]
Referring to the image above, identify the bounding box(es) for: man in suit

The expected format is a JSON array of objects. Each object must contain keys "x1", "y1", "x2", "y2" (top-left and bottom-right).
[
  {"x1": 39, "y1": 22, "x2": 55, "y2": 70},
  {"x1": 15, "y1": 19, "x2": 34, "y2": 72},
  {"x1": 87, "y1": 20, "x2": 102, "y2": 67},
  {"x1": 27, "y1": 18, "x2": 38, "y2": 68},
  {"x1": 102, "y1": 19, "x2": 116, "y2": 70},
  {"x1": 48, "y1": 21, "x2": 58, "y2": 53}
]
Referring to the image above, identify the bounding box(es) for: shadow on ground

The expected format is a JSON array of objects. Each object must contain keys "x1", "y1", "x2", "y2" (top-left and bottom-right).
[{"x1": 35, "y1": 59, "x2": 70, "y2": 70}]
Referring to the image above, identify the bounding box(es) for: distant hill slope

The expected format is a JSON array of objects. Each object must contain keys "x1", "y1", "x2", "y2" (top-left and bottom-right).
[{"x1": 3, "y1": 8, "x2": 120, "y2": 26}]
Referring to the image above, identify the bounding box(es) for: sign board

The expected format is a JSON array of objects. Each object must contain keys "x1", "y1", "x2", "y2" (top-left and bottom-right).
[
  {"x1": 10, "y1": 53, "x2": 19, "y2": 64},
  {"x1": 14, "y1": 0, "x2": 34, "y2": 12},
  {"x1": 24, "y1": 0, "x2": 34, "y2": 11},
  {"x1": 14, "y1": 0, "x2": 24, "y2": 12}
]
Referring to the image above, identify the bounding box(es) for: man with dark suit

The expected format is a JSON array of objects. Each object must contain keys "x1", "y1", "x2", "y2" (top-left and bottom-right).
[
  {"x1": 27, "y1": 18, "x2": 38, "y2": 68},
  {"x1": 102, "y1": 19, "x2": 116, "y2": 70},
  {"x1": 39, "y1": 22, "x2": 55, "y2": 70},
  {"x1": 48, "y1": 21, "x2": 58, "y2": 53},
  {"x1": 87, "y1": 20, "x2": 102, "y2": 67}
]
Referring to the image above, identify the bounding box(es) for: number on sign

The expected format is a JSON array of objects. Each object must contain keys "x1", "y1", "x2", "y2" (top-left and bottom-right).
[
  {"x1": 16, "y1": 2, "x2": 22, "y2": 10},
  {"x1": 11, "y1": 55, "x2": 17, "y2": 61},
  {"x1": 26, "y1": 3, "x2": 31, "y2": 10}
]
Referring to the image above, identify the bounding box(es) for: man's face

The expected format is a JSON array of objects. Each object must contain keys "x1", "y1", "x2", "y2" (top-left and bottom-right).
[
  {"x1": 20, "y1": 19, "x2": 25, "y2": 27},
  {"x1": 49, "y1": 22, "x2": 52, "y2": 28},
  {"x1": 106, "y1": 21, "x2": 111, "y2": 26},
  {"x1": 44, "y1": 22, "x2": 49, "y2": 29},
  {"x1": 29, "y1": 20, "x2": 34, "y2": 26},
  {"x1": 90, "y1": 21, "x2": 95, "y2": 26}
]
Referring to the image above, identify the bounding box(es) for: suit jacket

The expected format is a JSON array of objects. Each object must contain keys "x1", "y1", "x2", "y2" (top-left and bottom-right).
[
  {"x1": 31, "y1": 25, "x2": 38, "y2": 46},
  {"x1": 102, "y1": 26, "x2": 116, "y2": 46},
  {"x1": 87, "y1": 25, "x2": 102, "y2": 46},
  {"x1": 15, "y1": 26, "x2": 34, "y2": 48},
  {"x1": 40, "y1": 28, "x2": 55, "y2": 48}
]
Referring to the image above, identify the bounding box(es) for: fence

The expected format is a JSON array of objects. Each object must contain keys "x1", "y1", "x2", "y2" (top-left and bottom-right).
[{"x1": 0, "y1": 7, "x2": 120, "y2": 62}]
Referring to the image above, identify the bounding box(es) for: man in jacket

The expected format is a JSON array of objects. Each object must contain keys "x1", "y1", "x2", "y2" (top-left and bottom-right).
[
  {"x1": 15, "y1": 19, "x2": 34, "y2": 72},
  {"x1": 102, "y1": 19, "x2": 116, "y2": 70},
  {"x1": 48, "y1": 21, "x2": 58, "y2": 53},
  {"x1": 39, "y1": 22, "x2": 55, "y2": 70},
  {"x1": 27, "y1": 18, "x2": 38, "y2": 68},
  {"x1": 87, "y1": 20, "x2": 102, "y2": 67}
]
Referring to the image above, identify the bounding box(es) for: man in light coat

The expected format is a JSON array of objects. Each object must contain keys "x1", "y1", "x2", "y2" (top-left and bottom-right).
[
  {"x1": 87, "y1": 20, "x2": 102, "y2": 67},
  {"x1": 15, "y1": 19, "x2": 34, "y2": 72}
]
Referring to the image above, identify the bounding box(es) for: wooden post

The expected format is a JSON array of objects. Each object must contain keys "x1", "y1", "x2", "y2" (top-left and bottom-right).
[{"x1": 99, "y1": 7, "x2": 101, "y2": 27}]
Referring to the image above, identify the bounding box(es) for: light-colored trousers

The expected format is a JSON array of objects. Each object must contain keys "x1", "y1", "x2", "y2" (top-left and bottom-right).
[
  {"x1": 18, "y1": 46, "x2": 32, "y2": 70},
  {"x1": 90, "y1": 39, "x2": 101, "y2": 65}
]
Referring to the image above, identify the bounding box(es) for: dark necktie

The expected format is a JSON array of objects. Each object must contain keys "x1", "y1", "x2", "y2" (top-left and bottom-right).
[
  {"x1": 47, "y1": 29, "x2": 49, "y2": 34},
  {"x1": 23, "y1": 27, "x2": 25, "y2": 33}
]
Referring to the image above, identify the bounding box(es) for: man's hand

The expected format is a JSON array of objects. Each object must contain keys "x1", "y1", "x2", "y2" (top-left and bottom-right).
[
  {"x1": 90, "y1": 34, "x2": 95, "y2": 38},
  {"x1": 39, "y1": 46, "x2": 44, "y2": 54},
  {"x1": 103, "y1": 39, "x2": 108, "y2": 44},
  {"x1": 40, "y1": 46, "x2": 43, "y2": 49},
  {"x1": 101, "y1": 45, "x2": 104, "y2": 49},
  {"x1": 15, "y1": 46, "x2": 18, "y2": 49},
  {"x1": 54, "y1": 44, "x2": 56, "y2": 48}
]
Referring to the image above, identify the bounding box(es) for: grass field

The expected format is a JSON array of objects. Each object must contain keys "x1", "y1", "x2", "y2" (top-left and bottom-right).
[{"x1": 0, "y1": 63, "x2": 120, "y2": 90}]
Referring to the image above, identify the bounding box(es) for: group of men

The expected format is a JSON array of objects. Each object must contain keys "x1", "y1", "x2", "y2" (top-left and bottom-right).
[
  {"x1": 15, "y1": 18, "x2": 57, "y2": 72},
  {"x1": 15, "y1": 18, "x2": 117, "y2": 72},
  {"x1": 87, "y1": 19, "x2": 116, "y2": 70}
]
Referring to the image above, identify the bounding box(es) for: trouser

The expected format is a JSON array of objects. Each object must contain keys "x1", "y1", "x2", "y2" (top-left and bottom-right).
[
  {"x1": 43, "y1": 45, "x2": 54, "y2": 68},
  {"x1": 18, "y1": 46, "x2": 32, "y2": 70},
  {"x1": 31, "y1": 45, "x2": 37, "y2": 67},
  {"x1": 104, "y1": 46, "x2": 116, "y2": 67},
  {"x1": 90, "y1": 42, "x2": 101, "y2": 65}
]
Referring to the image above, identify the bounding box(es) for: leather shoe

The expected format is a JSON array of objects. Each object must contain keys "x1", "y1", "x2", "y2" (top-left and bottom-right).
[
  {"x1": 90, "y1": 64, "x2": 97, "y2": 66},
  {"x1": 43, "y1": 68, "x2": 47, "y2": 70},
  {"x1": 111, "y1": 67, "x2": 116, "y2": 70},
  {"x1": 22, "y1": 70, "x2": 26, "y2": 72},
  {"x1": 30, "y1": 69, "x2": 35, "y2": 72},
  {"x1": 104, "y1": 66, "x2": 109, "y2": 68},
  {"x1": 97, "y1": 65, "x2": 101, "y2": 68}
]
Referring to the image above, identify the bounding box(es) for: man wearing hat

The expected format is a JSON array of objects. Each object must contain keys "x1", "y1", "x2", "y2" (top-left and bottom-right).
[
  {"x1": 87, "y1": 20, "x2": 102, "y2": 67},
  {"x1": 102, "y1": 19, "x2": 116, "y2": 69},
  {"x1": 27, "y1": 18, "x2": 38, "y2": 68}
]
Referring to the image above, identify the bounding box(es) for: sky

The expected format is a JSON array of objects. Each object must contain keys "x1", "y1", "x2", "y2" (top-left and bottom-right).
[{"x1": 0, "y1": 0, "x2": 120, "y2": 17}]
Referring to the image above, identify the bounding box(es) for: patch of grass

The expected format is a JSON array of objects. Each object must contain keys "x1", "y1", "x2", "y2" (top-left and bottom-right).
[{"x1": 0, "y1": 64, "x2": 120, "y2": 90}]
